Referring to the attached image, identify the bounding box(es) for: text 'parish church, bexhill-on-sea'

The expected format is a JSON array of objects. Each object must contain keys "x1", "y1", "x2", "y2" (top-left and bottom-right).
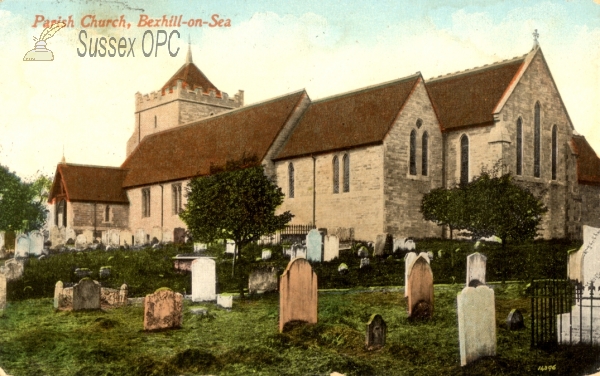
[{"x1": 47, "y1": 38, "x2": 600, "y2": 246}]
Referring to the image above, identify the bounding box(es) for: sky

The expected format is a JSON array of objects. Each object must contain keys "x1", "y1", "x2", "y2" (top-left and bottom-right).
[{"x1": 0, "y1": 0, "x2": 599, "y2": 180}]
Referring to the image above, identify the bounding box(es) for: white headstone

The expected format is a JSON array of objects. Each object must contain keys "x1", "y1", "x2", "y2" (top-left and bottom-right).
[
  {"x1": 579, "y1": 225, "x2": 600, "y2": 286},
  {"x1": 75, "y1": 234, "x2": 88, "y2": 249},
  {"x1": 191, "y1": 258, "x2": 216, "y2": 301},
  {"x1": 101, "y1": 231, "x2": 109, "y2": 245},
  {"x1": 108, "y1": 229, "x2": 120, "y2": 246},
  {"x1": 262, "y1": 249, "x2": 272, "y2": 260},
  {"x1": 28, "y1": 231, "x2": 44, "y2": 256},
  {"x1": 404, "y1": 252, "x2": 417, "y2": 297},
  {"x1": 66, "y1": 228, "x2": 76, "y2": 243},
  {"x1": 393, "y1": 237, "x2": 406, "y2": 253},
  {"x1": 50, "y1": 226, "x2": 63, "y2": 248},
  {"x1": 120, "y1": 230, "x2": 133, "y2": 246},
  {"x1": 457, "y1": 285, "x2": 496, "y2": 366},
  {"x1": 0, "y1": 231, "x2": 4, "y2": 250},
  {"x1": 295, "y1": 246, "x2": 307, "y2": 259},
  {"x1": 135, "y1": 229, "x2": 145, "y2": 246},
  {"x1": 323, "y1": 235, "x2": 339, "y2": 262},
  {"x1": 306, "y1": 229, "x2": 322, "y2": 262},
  {"x1": 15, "y1": 235, "x2": 30, "y2": 257},
  {"x1": 225, "y1": 240, "x2": 235, "y2": 254},
  {"x1": 466, "y1": 252, "x2": 487, "y2": 287},
  {"x1": 194, "y1": 243, "x2": 207, "y2": 252},
  {"x1": 404, "y1": 239, "x2": 416, "y2": 251},
  {"x1": 217, "y1": 294, "x2": 233, "y2": 309},
  {"x1": 54, "y1": 281, "x2": 64, "y2": 309}
]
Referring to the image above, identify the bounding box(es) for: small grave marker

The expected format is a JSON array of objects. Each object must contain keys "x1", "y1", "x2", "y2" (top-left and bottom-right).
[
  {"x1": 143, "y1": 288, "x2": 183, "y2": 331},
  {"x1": 365, "y1": 314, "x2": 387, "y2": 350}
]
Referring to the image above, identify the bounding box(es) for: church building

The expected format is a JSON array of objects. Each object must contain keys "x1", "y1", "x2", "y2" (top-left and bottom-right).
[{"x1": 47, "y1": 42, "x2": 600, "y2": 245}]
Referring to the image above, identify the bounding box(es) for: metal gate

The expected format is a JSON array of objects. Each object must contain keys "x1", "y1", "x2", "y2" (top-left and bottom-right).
[{"x1": 529, "y1": 279, "x2": 574, "y2": 348}]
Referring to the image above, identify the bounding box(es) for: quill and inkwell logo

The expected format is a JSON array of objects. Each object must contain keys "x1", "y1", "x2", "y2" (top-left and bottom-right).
[{"x1": 23, "y1": 22, "x2": 66, "y2": 61}]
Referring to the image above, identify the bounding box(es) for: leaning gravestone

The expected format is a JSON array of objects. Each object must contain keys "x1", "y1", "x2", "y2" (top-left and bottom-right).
[
  {"x1": 406, "y1": 255, "x2": 434, "y2": 319},
  {"x1": 15, "y1": 235, "x2": 30, "y2": 258},
  {"x1": 365, "y1": 314, "x2": 387, "y2": 350},
  {"x1": 249, "y1": 266, "x2": 279, "y2": 294},
  {"x1": 306, "y1": 229, "x2": 323, "y2": 262},
  {"x1": 3, "y1": 259, "x2": 24, "y2": 281},
  {"x1": 506, "y1": 309, "x2": 525, "y2": 330},
  {"x1": 191, "y1": 258, "x2": 216, "y2": 301},
  {"x1": 323, "y1": 235, "x2": 339, "y2": 262},
  {"x1": 143, "y1": 288, "x2": 183, "y2": 331},
  {"x1": 404, "y1": 252, "x2": 418, "y2": 297},
  {"x1": 28, "y1": 231, "x2": 44, "y2": 256},
  {"x1": 279, "y1": 258, "x2": 318, "y2": 332},
  {"x1": 72, "y1": 279, "x2": 101, "y2": 311},
  {"x1": 457, "y1": 285, "x2": 496, "y2": 366},
  {"x1": 0, "y1": 274, "x2": 6, "y2": 310},
  {"x1": 75, "y1": 234, "x2": 87, "y2": 250},
  {"x1": 466, "y1": 252, "x2": 487, "y2": 287},
  {"x1": 374, "y1": 234, "x2": 387, "y2": 256}
]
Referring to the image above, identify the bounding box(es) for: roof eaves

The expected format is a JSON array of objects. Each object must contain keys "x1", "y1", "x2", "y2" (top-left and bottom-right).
[
  {"x1": 492, "y1": 47, "x2": 537, "y2": 114},
  {"x1": 382, "y1": 74, "x2": 422, "y2": 141},
  {"x1": 272, "y1": 140, "x2": 384, "y2": 162}
]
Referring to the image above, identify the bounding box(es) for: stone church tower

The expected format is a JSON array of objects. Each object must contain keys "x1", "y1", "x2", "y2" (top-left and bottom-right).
[{"x1": 126, "y1": 45, "x2": 244, "y2": 156}]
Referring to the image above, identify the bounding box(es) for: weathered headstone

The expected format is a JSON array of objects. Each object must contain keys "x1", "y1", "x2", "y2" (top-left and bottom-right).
[
  {"x1": 28, "y1": 231, "x2": 44, "y2": 256},
  {"x1": 249, "y1": 266, "x2": 279, "y2": 294},
  {"x1": 82, "y1": 229, "x2": 94, "y2": 244},
  {"x1": 360, "y1": 258, "x2": 370, "y2": 269},
  {"x1": 407, "y1": 255, "x2": 434, "y2": 319},
  {"x1": 393, "y1": 237, "x2": 406, "y2": 253},
  {"x1": 217, "y1": 294, "x2": 233, "y2": 309},
  {"x1": 374, "y1": 234, "x2": 387, "y2": 256},
  {"x1": 293, "y1": 244, "x2": 307, "y2": 259},
  {"x1": 191, "y1": 258, "x2": 216, "y2": 301},
  {"x1": 0, "y1": 231, "x2": 4, "y2": 251},
  {"x1": 66, "y1": 228, "x2": 76, "y2": 243},
  {"x1": 173, "y1": 228, "x2": 186, "y2": 244},
  {"x1": 404, "y1": 252, "x2": 418, "y2": 297},
  {"x1": 279, "y1": 258, "x2": 318, "y2": 332},
  {"x1": 466, "y1": 252, "x2": 487, "y2": 287},
  {"x1": 357, "y1": 246, "x2": 369, "y2": 257},
  {"x1": 427, "y1": 251, "x2": 434, "y2": 261},
  {"x1": 162, "y1": 229, "x2": 173, "y2": 243},
  {"x1": 72, "y1": 279, "x2": 101, "y2": 311},
  {"x1": 108, "y1": 229, "x2": 120, "y2": 246},
  {"x1": 135, "y1": 229, "x2": 145, "y2": 246},
  {"x1": 15, "y1": 235, "x2": 30, "y2": 257},
  {"x1": 457, "y1": 285, "x2": 496, "y2": 366},
  {"x1": 101, "y1": 231, "x2": 109, "y2": 245},
  {"x1": 53, "y1": 281, "x2": 63, "y2": 309},
  {"x1": 50, "y1": 226, "x2": 62, "y2": 248},
  {"x1": 75, "y1": 234, "x2": 88, "y2": 250},
  {"x1": 323, "y1": 235, "x2": 339, "y2": 262},
  {"x1": 143, "y1": 288, "x2": 183, "y2": 331},
  {"x1": 262, "y1": 249, "x2": 272, "y2": 260},
  {"x1": 506, "y1": 309, "x2": 524, "y2": 330},
  {"x1": 0, "y1": 274, "x2": 6, "y2": 310},
  {"x1": 365, "y1": 314, "x2": 387, "y2": 350},
  {"x1": 338, "y1": 263, "x2": 349, "y2": 274},
  {"x1": 225, "y1": 240, "x2": 236, "y2": 254},
  {"x1": 3, "y1": 259, "x2": 24, "y2": 281},
  {"x1": 120, "y1": 230, "x2": 133, "y2": 246},
  {"x1": 306, "y1": 229, "x2": 323, "y2": 262},
  {"x1": 404, "y1": 239, "x2": 416, "y2": 251}
]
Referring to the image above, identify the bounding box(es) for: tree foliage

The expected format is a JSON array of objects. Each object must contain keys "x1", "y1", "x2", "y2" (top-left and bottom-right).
[
  {"x1": 0, "y1": 166, "x2": 50, "y2": 232},
  {"x1": 421, "y1": 162, "x2": 547, "y2": 246}
]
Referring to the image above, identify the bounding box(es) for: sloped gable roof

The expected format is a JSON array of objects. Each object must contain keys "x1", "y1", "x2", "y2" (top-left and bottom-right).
[
  {"x1": 426, "y1": 56, "x2": 526, "y2": 130},
  {"x1": 48, "y1": 164, "x2": 129, "y2": 204},
  {"x1": 571, "y1": 135, "x2": 600, "y2": 185},
  {"x1": 162, "y1": 62, "x2": 220, "y2": 95},
  {"x1": 275, "y1": 74, "x2": 421, "y2": 160},
  {"x1": 121, "y1": 91, "x2": 307, "y2": 188}
]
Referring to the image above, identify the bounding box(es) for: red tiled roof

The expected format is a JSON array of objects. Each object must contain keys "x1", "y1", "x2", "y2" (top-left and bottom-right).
[
  {"x1": 121, "y1": 91, "x2": 307, "y2": 188},
  {"x1": 275, "y1": 74, "x2": 421, "y2": 160},
  {"x1": 571, "y1": 135, "x2": 600, "y2": 185},
  {"x1": 162, "y1": 62, "x2": 220, "y2": 95},
  {"x1": 426, "y1": 58, "x2": 525, "y2": 130},
  {"x1": 48, "y1": 164, "x2": 129, "y2": 204}
]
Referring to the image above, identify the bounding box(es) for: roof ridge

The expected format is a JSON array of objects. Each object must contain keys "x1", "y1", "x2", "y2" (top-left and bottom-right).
[
  {"x1": 426, "y1": 53, "x2": 528, "y2": 82},
  {"x1": 61, "y1": 163, "x2": 127, "y2": 170},
  {"x1": 312, "y1": 72, "x2": 422, "y2": 104}
]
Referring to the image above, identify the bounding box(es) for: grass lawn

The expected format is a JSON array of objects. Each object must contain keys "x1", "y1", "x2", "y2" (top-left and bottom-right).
[{"x1": 1, "y1": 283, "x2": 599, "y2": 375}]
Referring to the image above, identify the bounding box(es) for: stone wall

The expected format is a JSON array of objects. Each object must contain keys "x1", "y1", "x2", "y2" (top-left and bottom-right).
[
  {"x1": 383, "y1": 79, "x2": 444, "y2": 238},
  {"x1": 70, "y1": 202, "x2": 129, "y2": 232}
]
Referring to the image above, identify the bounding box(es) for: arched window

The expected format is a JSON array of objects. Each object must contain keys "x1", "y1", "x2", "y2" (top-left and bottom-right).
[
  {"x1": 422, "y1": 132, "x2": 429, "y2": 176},
  {"x1": 343, "y1": 154, "x2": 350, "y2": 192},
  {"x1": 516, "y1": 118, "x2": 523, "y2": 175},
  {"x1": 104, "y1": 205, "x2": 110, "y2": 222},
  {"x1": 288, "y1": 163, "x2": 295, "y2": 198},
  {"x1": 534, "y1": 102, "x2": 541, "y2": 178},
  {"x1": 332, "y1": 156, "x2": 339, "y2": 194},
  {"x1": 56, "y1": 200, "x2": 67, "y2": 227},
  {"x1": 460, "y1": 135, "x2": 469, "y2": 185},
  {"x1": 552, "y1": 124, "x2": 557, "y2": 180},
  {"x1": 409, "y1": 130, "x2": 417, "y2": 175}
]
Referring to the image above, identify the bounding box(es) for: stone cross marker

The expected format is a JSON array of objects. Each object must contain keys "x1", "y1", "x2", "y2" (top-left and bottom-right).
[
  {"x1": 72, "y1": 279, "x2": 101, "y2": 311},
  {"x1": 0, "y1": 274, "x2": 6, "y2": 310},
  {"x1": 365, "y1": 314, "x2": 387, "y2": 350},
  {"x1": 406, "y1": 255, "x2": 434, "y2": 319},
  {"x1": 191, "y1": 258, "x2": 216, "y2": 301},
  {"x1": 15, "y1": 235, "x2": 30, "y2": 258},
  {"x1": 323, "y1": 235, "x2": 339, "y2": 262},
  {"x1": 306, "y1": 229, "x2": 323, "y2": 262},
  {"x1": 457, "y1": 285, "x2": 496, "y2": 366},
  {"x1": 143, "y1": 289, "x2": 183, "y2": 331},
  {"x1": 279, "y1": 258, "x2": 318, "y2": 332},
  {"x1": 28, "y1": 231, "x2": 44, "y2": 256},
  {"x1": 466, "y1": 252, "x2": 487, "y2": 287},
  {"x1": 506, "y1": 308, "x2": 524, "y2": 330}
]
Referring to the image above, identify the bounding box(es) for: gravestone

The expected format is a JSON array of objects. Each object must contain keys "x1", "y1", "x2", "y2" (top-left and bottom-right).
[
  {"x1": 466, "y1": 252, "x2": 487, "y2": 287},
  {"x1": 72, "y1": 279, "x2": 101, "y2": 311},
  {"x1": 66, "y1": 228, "x2": 76, "y2": 243},
  {"x1": 457, "y1": 285, "x2": 496, "y2": 366},
  {"x1": 365, "y1": 314, "x2": 387, "y2": 350},
  {"x1": 404, "y1": 252, "x2": 418, "y2": 297},
  {"x1": 82, "y1": 230, "x2": 94, "y2": 244},
  {"x1": 15, "y1": 235, "x2": 30, "y2": 257},
  {"x1": 151, "y1": 227, "x2": 162, "y2": 243},
  {"x1": 294, "y1": 244, "x2": 307, "y2": 259},
  {"x1": 54, "y1": 281, "x2": 63, "y2": 309},
  {"x1": 249, "y1": 266, "x2": 279, "y2": 294},
  {"x1": 28, "y1": 231, "x2": 44, "y2": 256},
  {"x1": 191, "y1": 258, "x2": 216, "y2": 301},
  {"x1": 323, "y1": 235, "x2": 339, "y2": 262},
  {"x1": 225, "y1": 240, "x2": 236, "y2": 254},
  {"x1": 75, "y1": 234, "x2": 88, "y2": 249},
  {"x1": 173, "y1": 228, "x2": 186, "y2": 244},
  {"x1": 407, "y1": 255, "x2": 434, "y2": 319},
  {"x1": 427, "y1": 251, "x2": 434, "y2": 261},
  {"x1": 0, "y1": 274, "x2": 6, "y2": 310},
  {"x1": 306, "y1": 229, "x2": 323, "y2": 262},
  {"x1": 374, "y1": 234, "x2": 387, "y2": 256},
  {"x1": 360, "y1": 258, "x2": 370, "y2": 269},
  {"x1": 404, "y1": 239, "x2": 416, "y2": 251},
  {"x1": 162, "y1": 229, "x2": 173, "y2": 243},
  {"x1": 120, "y1": 230, "x2": 133, "y2": 246},
  {"x1": 143, "y1": 288, "x2": 183, "y2": 331},
  {"x1": 193, "y1": 243, "x2": 207, "y2": 252},
  {"x1": 217, "y1": 294, "x2": 233, "y2": 309},
  {"x1": 279, "y1": 258, "x2": 318, "y2": 332},
  {"x1": 135, "y1": 229, "x2": 145, "y2": 246},
  {"x1": 101, "y1": 231, "x2": 109, "y2": 245},
  {"x1": 0, "y1": 231, "x2": 4, "y2": 251},
  {"x1": 357, "y1": 246, "x2": 369, "y2": 257},
  {"x1": 338, "y1": 263, "x2": 349, "y2": 274},
  {"x1": 3, "y1": 259, "x2": 24, "y2": 281},
  {"x1": 262, "y1": 249, "x2": 272, "y2": 260},
  {"x1": 506, "y1": 309, "x2": 524, "y2": 330},
  {"x1": 108, "y1": 229, "x2": 120, "y2": 246},
  {"x1": 393, "y1": 237, "x2": 406, "y2": 253}
]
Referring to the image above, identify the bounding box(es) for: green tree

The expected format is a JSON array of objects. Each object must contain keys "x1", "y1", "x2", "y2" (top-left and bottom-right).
[
  {"x1": 0, "y1": 166, "x2": 49, "y2": 232},
  {"x1": 179, "y1": 157, "x2": 293, "y2": 296},
  {"x1": 421, "y1": 186, "x2": 467, "y2": 240}
]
